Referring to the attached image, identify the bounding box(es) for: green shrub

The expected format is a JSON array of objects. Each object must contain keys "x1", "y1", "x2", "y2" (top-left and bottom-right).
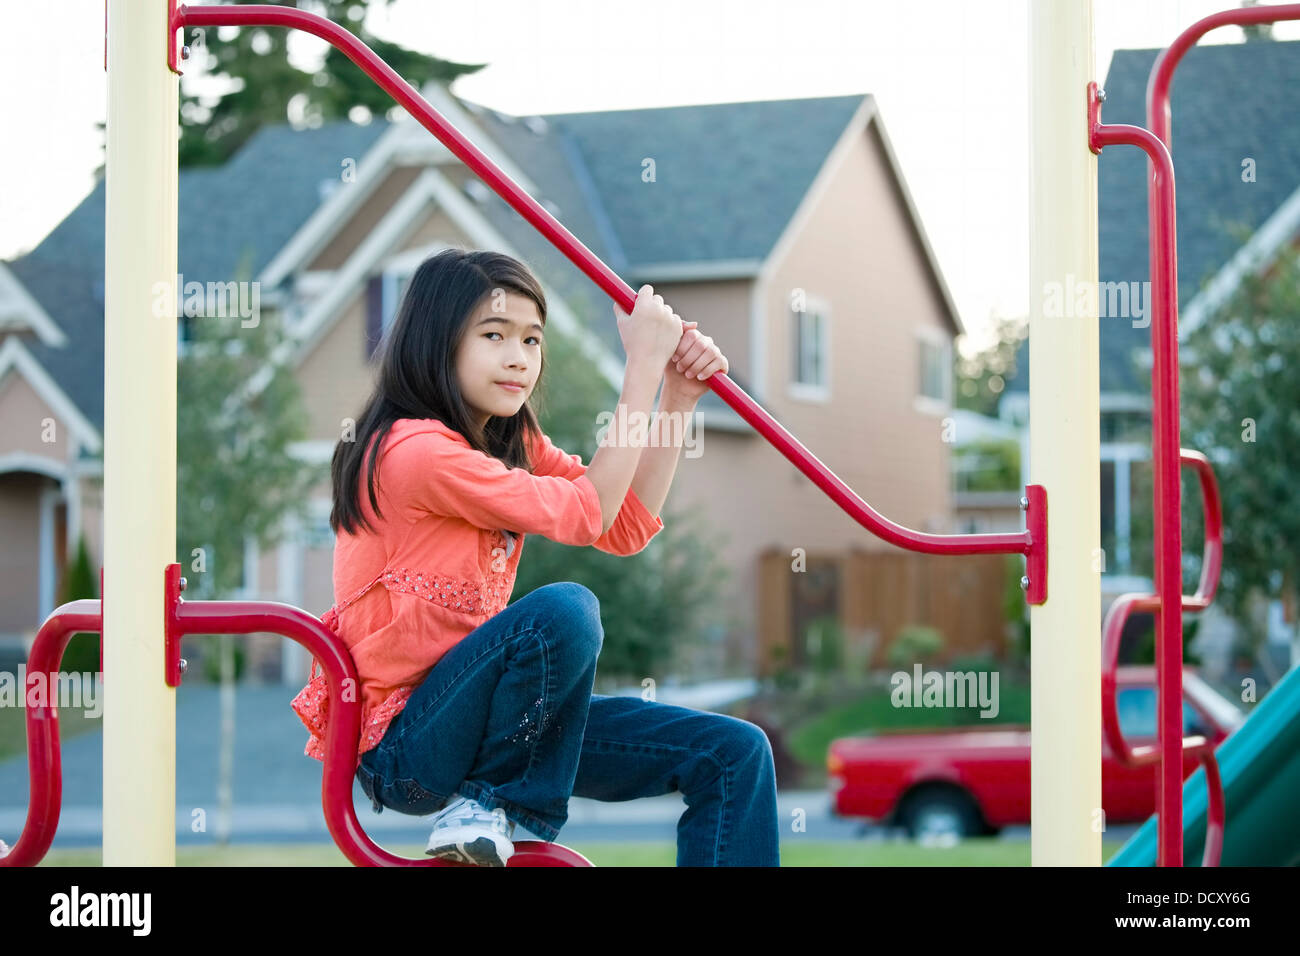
[
  {"x1": 886, "y1": 624, "x2": 945, "y2": 669},
  {"x1": 805, "y1": 614, "x2": 844, "y2": 674},
  {"x1": 201, "y1": 637, "x2": 247, "y2": 683},
  {"x1": 56, "y1": 535, "x2": 101, "y2": 675}
]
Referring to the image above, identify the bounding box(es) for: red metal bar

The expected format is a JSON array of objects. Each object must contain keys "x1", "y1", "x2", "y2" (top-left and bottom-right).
[
  {"x1": 1147, "y1": 4, "x2": 1300, "y2": 154},
  {"x1": 1098, "y1": 448, "x2": 1225, "y2": 866},
  {"x1": 1, "y1": 565, "x2": 593, "y2": 867},
  {"x1": 0, "y1": 601, "x2": 101, "y2": 867},
  {"x1": 171, "y1": 4, "x2": 1046, "y2": 598},
  {"x1": 1088, "y1": 83, "x2": 1187, "y2": 862},
  {"x1": 1126, "y1": 3, "x2": 1300, "y2": 866},
  {"x1": 1100, "y1": 596, "x2": 1225, "y2": 867}
]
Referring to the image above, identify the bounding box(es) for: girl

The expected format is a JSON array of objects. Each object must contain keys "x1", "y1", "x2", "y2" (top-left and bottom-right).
[{"x1": 292, "y1": 247, "x2": 779, "y2": 867}]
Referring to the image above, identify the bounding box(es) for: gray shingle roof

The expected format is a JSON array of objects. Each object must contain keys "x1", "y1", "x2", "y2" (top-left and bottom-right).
[
  {"x1": 6, "y1": 91, "x2": 869, "y2": 430},
  {"x1": 6, "y1": 119, "x2": 390, "y2": 441},
  {"x1": 1004, "y1": 38, "x2": 1300, "y2": 397},
  {"x1": 461, "y1": 94, "x2": 868, "y2": 413}
]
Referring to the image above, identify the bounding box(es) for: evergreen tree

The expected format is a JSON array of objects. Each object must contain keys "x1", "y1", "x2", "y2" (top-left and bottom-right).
[
  {"x1": 176, "y1": 0, "x2": 487, "y2": 167},
  {"x1": 56, "y1": 533, "x2": 101, "y2": 675}
]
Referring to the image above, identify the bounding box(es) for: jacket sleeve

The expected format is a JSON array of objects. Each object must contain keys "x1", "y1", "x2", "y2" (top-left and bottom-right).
[
  {"x1": 381, "y1": 430, "x2": 605, "y2": 547},
  {"x1": 527, "y1": 430, "x2": 665, "y2": 556}
]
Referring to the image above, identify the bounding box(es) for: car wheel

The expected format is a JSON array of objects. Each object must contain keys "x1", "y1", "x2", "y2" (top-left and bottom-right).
[{"x1": 900, "y1": 791, "x2": 981, "y2": 844}]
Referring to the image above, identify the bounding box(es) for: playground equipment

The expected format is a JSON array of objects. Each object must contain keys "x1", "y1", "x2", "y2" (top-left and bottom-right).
[
  {"x1": 1, "y1": 0, "x2": 1294, "y2": 867},
  {"x1": 1109, "y1": 653, "x2": 1300, "y2": 866},
  {"x1": 1094, "y1": 2, "x2": 1300, "y2": 867}
]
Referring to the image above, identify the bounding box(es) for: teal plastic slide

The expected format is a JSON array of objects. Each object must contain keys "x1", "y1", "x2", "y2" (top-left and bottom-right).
[{"x1": 1108, "y1": 663, "x2": 1300, "y2": 866}]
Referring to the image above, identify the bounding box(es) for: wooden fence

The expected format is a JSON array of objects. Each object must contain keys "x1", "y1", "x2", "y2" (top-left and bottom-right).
[{"x1": 757, "y1": 546, "x2": 1014, "y2": 676}]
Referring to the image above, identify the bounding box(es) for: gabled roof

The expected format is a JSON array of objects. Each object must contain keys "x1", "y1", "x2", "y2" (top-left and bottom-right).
[
  {"x1": 1, "y1": 120, "x2": 390, "y2": 445},
  {"x1": 438, "y1": 89, "x2": 962, "y2": 370},
  {"x1": 1005, "y1": 38, "x2": 1300, "y2": 398},
  {"x1": 4, "y1": 87, "x2": 958, "y2": 436}
]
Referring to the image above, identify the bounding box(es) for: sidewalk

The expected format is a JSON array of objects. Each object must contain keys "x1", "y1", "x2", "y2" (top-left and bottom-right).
[{"x1": 0, "y1": 684, "x2": 834, "y2": 848}]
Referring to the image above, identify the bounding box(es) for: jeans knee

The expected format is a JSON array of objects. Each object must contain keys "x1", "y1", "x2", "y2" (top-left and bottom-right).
[
  {"x1": 543, "y1": 581, "x2": 603, "y2": 657},
  {"x1": 719, "y1": 717, "x2": 775, "y2": 771}
]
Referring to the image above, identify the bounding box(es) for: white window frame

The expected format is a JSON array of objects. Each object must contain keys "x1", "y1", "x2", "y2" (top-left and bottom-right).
[
  {"x1": 913, "y1": 326, "x2": 952, "y2": 416},
  {"x1": 788, "y1": 293, "x2": 830, "y2": 403},
  {"x1": 1102, "y1": 441, "x2": 1153, "y2": 586}
]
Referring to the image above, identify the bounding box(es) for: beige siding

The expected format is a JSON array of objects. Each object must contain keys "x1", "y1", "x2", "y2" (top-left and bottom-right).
[
  {"x1": 638, "y1": 278, "x2": 753, "y2": 385},
  {"x1": 307, "y1": 165, "x2": 424, "y2": 271},
  {"x1": 296, "y1": 207, "x2": 473, "y2": 441},
  {"x1": 631, "y1": 121, "x2": 958, "y2": 668},
  {"x1": 0, "y1": 472, "x2": 46, "y2": 633},
  {"x1": 0, "y1": 368, "x2": 74, "y2": 461}
]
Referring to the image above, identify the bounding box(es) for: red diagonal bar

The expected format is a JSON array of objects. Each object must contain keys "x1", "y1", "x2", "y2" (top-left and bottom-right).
[{"x1": 173, "y1": 3, "x2": 1042, "y2": 572}]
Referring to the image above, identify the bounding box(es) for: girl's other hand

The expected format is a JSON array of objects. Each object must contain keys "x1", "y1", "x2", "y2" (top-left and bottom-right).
[
  {"x1": 615, "y1": 284, "x2": 684, "y2": 374},
  {"x1": 663, "y1": 320, "x2": 728, "y2": 402}
]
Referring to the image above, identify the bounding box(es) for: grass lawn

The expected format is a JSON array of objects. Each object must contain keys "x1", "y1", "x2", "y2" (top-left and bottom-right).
[
  {"x1": 33, "y1": 838, "x2": 1128, "y2": 867},
  {"x1": 0, "y1": 702, "x2": 103, "y2": 763}
]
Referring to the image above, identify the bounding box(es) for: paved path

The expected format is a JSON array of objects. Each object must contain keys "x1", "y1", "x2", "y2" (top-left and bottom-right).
[
  {"x1": 3, "y1": 685, "x2": 1127, "y2": 852},
  {"x1": 0, "y1": 684, "x2": 844, "y2": 849}
]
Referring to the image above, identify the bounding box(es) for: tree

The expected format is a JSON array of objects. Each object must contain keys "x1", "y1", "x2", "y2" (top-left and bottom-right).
[
  {"x1": 175, "y1": 0, "x2": 487, "y2": 168},
  {"x1": 953, "y1": 438, "x2": 1021, "y2": 492},
  {"x1": 956, "y1": 313, "x2": 1028, "y2": 417},
  {"x1": 174, "y1": 251, "x2": 322, "y2": 844},
  {"x1": 1175, "y1": 229, "x2": 1300, "y2": 677},
  {"x1": 56, "y1": 533, "x2": 101, "y2": 676},
  {"x1": 176, "y1": 250, "x2": 324, "y2": 621}
]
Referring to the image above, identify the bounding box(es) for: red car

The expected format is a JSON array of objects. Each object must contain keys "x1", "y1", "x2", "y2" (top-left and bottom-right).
[{"x1": 826, "y1": 666, "x2": 1245, "y2": 840}]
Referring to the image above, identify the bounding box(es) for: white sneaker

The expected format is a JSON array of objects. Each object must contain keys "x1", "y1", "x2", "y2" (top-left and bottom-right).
[{"x1": 425, "y1": 794, "x2": 517, "y2": 866}]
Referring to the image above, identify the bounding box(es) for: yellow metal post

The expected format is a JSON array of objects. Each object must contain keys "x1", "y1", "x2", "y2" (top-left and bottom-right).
[
  {"x1": 104, "y1": 0, "x2": 178, "y2": 865},
  {"x1": 1028, "y1": 0, "x2": 1102, "y2": 865}
]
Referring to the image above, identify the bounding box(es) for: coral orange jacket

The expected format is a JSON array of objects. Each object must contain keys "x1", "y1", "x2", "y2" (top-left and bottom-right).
[{"x1": 291, "y1": 417, "x2": 665, "y2": 766}]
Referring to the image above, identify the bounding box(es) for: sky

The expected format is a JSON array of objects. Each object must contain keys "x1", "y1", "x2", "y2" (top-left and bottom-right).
[{"x1": 2, "y1": 0, "x2": 1297, "y2": 353}]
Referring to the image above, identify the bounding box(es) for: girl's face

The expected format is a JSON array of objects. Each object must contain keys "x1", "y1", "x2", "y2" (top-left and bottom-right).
[{"x1": 456, "y1": 291, "x2": 544, "y2": 429}]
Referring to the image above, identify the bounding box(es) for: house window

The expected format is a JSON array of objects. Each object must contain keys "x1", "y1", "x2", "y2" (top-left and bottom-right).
[
  {"x1": 790, "y1": 296, "x2": 830, "y2": 400},
  {"x1": 303, "y1": 506, "x2": 335, "y2": 550},
  {"x1": 365, "y1": 266, "x2": 413, "y2": 359},
  {"x1": 1100, "y1": 444, "x2": 1153, "y2": 581},
  {"x1": 366, "y1": 243, "x2": 451, "y2": 359},
  {"x1": 918, "y1": 335, "x2": 950, "y2": 404},
  {"x1": 382, "y1": 268, "x2": 413, "y2": 338}
]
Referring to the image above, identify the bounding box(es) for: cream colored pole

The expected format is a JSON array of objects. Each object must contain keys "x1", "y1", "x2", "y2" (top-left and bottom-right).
[
  {"x1": 1028, "y1": 0, "x2": 1101, "y2": 865},
  {"x1": 103, "y1": 0, "x2": 178, "y2": 865}
]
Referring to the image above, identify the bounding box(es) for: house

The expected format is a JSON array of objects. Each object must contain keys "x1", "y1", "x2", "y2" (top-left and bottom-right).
[
  {"x1": 1000, "y1": 36, "x2": 1300, "y2": 675},
  {"x1": 0, "y1": 83, "x2": 970, "y2": 683}
]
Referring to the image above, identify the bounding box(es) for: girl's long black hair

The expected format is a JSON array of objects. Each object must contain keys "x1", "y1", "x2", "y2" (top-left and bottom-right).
[{"x1": 330, "y1": 247, "x2": 548, "y2": 537}]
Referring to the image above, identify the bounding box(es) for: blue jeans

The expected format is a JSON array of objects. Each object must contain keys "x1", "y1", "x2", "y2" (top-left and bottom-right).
[{"x1": 354, "y1": 581, "x2": 780, "y2": 866}]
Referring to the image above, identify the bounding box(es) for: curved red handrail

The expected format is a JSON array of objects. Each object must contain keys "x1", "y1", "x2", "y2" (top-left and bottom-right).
[
  {"x1": 171, "y1": 3, "x2": 1046, "y2": 598},
  {"x1": 0, "y1": 600, "x2": 101, "y2": 867},
  {"x1": 1104, "y1": 1, "x2": 1300, "y2": 866},
  {"x1": 0, "y1": 565, "x2": 593, "y2": 867},
  {"x1": 1098, "y1": 450, "x2": 1226, "y2": 866},
  {"x1": 1144, "y1": 1, "x2": 1300, "y2": 868},
  {"x1": 1147, "y1": 4, "x2": 1300, "y2": 154}
]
